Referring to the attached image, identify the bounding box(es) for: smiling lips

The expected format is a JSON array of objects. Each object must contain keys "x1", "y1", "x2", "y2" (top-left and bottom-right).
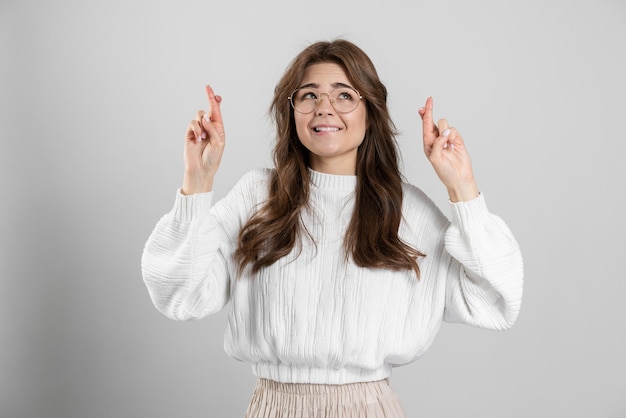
[{"x1": 312, "y1": 125, "x2": 341, "y2": 133}]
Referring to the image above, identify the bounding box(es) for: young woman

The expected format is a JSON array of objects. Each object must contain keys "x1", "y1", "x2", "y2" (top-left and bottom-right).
[{"x1": 142, "y1": 39, "x2": 523, "y2": 417}]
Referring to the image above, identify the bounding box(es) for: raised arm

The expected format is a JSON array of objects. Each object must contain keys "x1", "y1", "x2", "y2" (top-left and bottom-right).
[
  {"x1": 141, "y1": 85, "x2": 232, "y2": 320},
  {"x1": 418, "y1": 97, "x2": 523, "y2": 330}
]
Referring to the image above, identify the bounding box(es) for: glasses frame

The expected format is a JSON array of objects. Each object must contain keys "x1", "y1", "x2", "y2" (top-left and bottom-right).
[{"x1": 288, "y1": 87, "x2": 363, "y2": 114}]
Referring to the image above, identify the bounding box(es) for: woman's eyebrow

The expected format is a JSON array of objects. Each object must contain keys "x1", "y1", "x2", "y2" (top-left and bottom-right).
[
  {"x1": 297, "y1": 82, "x2": 355, "y2": 89},
  {"x1": 332, "y1": 82, "x2": 354, "y2": 89}
]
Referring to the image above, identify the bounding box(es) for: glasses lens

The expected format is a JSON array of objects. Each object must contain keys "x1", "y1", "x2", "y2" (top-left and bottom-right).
[
  {"x1": 331, "y1": 87, "x2": 360, "y2": 113},
  {"x1": 290, "y1": 87, "x2": 361, "y2": 114},
  {"x1": 291, "y1": 88, "x2": 318, "y2": 114}
]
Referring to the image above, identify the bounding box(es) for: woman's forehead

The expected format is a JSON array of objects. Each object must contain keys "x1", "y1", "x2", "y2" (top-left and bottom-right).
[{"x1": 301, "y1": 62, "x2": 351, "y2": 86}]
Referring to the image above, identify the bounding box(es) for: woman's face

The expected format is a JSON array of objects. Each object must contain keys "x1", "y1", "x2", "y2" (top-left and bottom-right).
[{"x1": 293, "y1": 62, "x2": 367, "y2": 175}]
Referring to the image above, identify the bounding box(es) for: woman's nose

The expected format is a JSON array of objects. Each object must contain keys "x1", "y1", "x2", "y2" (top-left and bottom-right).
[{"x1": 316, "y1": 93, "x2": 334, "y2": 114}]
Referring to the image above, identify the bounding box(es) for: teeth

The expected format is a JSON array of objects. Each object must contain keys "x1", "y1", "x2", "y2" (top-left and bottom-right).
[{"x1": 314, "y1": 127, "x2": 339, "y2": 132}]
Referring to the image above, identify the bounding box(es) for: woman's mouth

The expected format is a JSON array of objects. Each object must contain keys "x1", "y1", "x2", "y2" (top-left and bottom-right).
[{"x1": 312, "y1": 126, "x2": 341, "y2": 133}]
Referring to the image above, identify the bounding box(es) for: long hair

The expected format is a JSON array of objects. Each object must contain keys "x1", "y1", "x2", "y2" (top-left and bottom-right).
[{"x1": 234, "y1": 39, "x2": 424, "y2": 276}]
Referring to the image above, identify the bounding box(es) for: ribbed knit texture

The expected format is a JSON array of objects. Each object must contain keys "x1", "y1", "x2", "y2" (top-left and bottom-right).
[{"x1": 142, "y1": 169, "x2": 523, "y2": 384}]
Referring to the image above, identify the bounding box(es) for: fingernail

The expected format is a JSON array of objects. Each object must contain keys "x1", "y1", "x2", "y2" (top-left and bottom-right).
[
  {"x1": 443, "y1": 142, "x2": 448, "y2": 149},
  {"x1": 201, "y1": 132, "x2": 206, "y2": 139},
  {"x1": 204, "y1": 113, "x2": 210, "y2": 122},
  {"x1": 442, "y1": 129, "x2": 451, "y2": 137}
]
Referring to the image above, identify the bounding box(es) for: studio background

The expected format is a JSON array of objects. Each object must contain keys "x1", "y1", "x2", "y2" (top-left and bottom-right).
[{"x1": 1, "y1": 0, "x2": 624, "y2": 417}]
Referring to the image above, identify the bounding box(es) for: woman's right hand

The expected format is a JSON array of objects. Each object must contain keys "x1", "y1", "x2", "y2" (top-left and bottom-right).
[{"x1": 182, "y1": 84, "x2": 225, "y2": 195}]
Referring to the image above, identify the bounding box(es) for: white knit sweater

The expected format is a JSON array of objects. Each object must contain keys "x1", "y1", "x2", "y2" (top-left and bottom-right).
[{"x1": 142, "y1": 168, "x2": 523, "y2": 384}]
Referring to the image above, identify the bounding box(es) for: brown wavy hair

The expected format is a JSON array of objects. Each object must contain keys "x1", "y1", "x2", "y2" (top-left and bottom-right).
[{"x1": 234, "y1": 39, "x2": 424, "y2": 277}]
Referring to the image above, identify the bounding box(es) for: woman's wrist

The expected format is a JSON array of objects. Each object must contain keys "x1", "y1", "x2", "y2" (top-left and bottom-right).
[
  {"x1": 182, "y1": 173, "x2": 214, "y2": 195},
  {"x1": 446, "y1": 179, "x2": 479, "y2": 203}
]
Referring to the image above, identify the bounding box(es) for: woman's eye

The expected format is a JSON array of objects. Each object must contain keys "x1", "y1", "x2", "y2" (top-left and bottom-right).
[
  {"x1": 337, "y1": 91, "x2": 353, "y2": 101},
  {"x1": 301, "y1": 91, "x2": 318, "y2": 100}
]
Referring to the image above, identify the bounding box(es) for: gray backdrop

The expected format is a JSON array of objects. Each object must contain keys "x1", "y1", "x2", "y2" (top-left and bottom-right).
[{"x1": 2, "y1": 0, "x2": 625, "y2": 417}]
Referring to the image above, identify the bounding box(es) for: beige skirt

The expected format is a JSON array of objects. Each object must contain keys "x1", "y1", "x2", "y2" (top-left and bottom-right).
[{"x1": 244, "y1": 378, "x2": 406, "y2": 418}]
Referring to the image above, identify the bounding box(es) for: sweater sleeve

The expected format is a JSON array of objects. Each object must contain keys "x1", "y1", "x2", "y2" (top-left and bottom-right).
[
  {"x1": 141, "y1": 170, "x2": 264, "y2": 321},
  {"x1": 442, "y1": 193, "x2": 524, "y2": 330}
]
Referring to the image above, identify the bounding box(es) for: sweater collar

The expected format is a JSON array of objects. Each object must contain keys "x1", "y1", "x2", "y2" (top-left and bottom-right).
[{"x1": 308, "y1": 168, "x2": 357, "y2": 191}]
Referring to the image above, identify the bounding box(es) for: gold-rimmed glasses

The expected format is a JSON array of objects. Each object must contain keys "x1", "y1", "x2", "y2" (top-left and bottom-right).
[{"x1": 288, "y1": 86, "x2": 363, "y2": 114}]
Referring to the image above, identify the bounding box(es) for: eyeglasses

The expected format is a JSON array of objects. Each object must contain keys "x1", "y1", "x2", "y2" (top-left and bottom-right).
[{"x1": 288, "y1": 86, "x2": 363, "y2": 114}]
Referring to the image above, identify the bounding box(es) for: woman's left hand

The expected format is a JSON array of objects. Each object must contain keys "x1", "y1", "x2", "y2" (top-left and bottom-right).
[{"x1": 418, "y1": 97, "x2": 480, "y2": 202}]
